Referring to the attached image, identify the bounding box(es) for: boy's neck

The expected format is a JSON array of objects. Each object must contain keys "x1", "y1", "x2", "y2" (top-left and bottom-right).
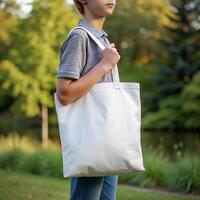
[{"x1": 82, "y1": 16, "x2": 105, "y2": 32}]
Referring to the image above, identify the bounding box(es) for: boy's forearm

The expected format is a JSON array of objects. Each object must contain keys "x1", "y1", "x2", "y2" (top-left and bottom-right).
[{"x1": 62, "y1": 61, "x2": 110, "y2": 105}]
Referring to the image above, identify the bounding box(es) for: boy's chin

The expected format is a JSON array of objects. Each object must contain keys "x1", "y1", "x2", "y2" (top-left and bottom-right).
[{"x1": 103, "y1": 10, "x2": 114, "y2": 16}]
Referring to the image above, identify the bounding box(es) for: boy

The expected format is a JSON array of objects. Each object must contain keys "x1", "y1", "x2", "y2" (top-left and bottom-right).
[{"x1": 56, "y1": 0, "x2": 120, "y2": 199}]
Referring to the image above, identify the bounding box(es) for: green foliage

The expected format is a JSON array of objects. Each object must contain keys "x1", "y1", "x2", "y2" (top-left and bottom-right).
[
  {"x1": 143, "y1": 72, "x2": 200, "y2": 130},
  {"x1": 0, "y1": 148, "x2": 24, "y2": 170},
  {"x1": 169, "y1": 154, "x2": 200, "y2": 193},
  {"x1": 0, "y1": 0, "x2": 20, "y2": 50},
  {"x1": 0, "y1": 0, "x2": 79, "y2": 117},
  {"x1": 0, "y1": 148, "x2": 62, "y2": 178},
  {"x1": 144, "y1": 0, "x2": 200, "y2": 130},
  {"x1": 181, "y1": 72, "x2": 200, "y2": 129},
  {"x1": 105, "y1": 0, "x2": 168, "y2": 64},
  {"x1": 0, "y1": 60, "x2": 44, "y2": 116},
  {"x1": 156, "y1": 0, "x2": 200, "y2": 98},
  {"x1": 19, "y1": 149, "x2": 62, "y2": 178},
  {"x1": 142, "y1": 94, "x2": 184, "y2": 130},
  {"x1": 119, "y1": 60, "x2": 155, "y2": 87}
]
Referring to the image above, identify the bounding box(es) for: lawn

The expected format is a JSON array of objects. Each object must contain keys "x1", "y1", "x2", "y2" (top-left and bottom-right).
[{"x1": 0, "y1": 169, "x2": 199, "y2": 200}]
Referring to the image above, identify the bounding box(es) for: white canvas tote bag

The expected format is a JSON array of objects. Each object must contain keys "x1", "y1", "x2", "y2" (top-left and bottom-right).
[{"x1": 54, "y1": 26, "x2": 145, "y2": 178}]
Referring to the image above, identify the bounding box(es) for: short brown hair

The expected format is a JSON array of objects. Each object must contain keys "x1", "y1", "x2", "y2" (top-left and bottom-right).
[{"x1": 73, "y1": 0, "x2": 85, "y2": 15}]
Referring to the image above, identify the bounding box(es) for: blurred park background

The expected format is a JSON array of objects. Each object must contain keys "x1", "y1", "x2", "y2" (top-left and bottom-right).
[{"x1": 0, "y1": 0, "x2": 200, "y2": 199}]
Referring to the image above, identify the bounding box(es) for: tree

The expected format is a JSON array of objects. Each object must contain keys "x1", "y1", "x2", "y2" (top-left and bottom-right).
[
  {"x1": 146, "y1": 0, "x2": 200, "y2": 113},
  {"x1": 143, "y1": 0, "x2": 200, "y2": 130},
  {"x1": 0, "y1": 0, "x2": 79, "y2": 146}
]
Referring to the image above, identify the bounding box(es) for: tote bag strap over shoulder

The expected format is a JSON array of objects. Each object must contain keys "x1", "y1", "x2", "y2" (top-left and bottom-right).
[{"x1": 66, "y1": 26, "x2": 120, "y2": 85}]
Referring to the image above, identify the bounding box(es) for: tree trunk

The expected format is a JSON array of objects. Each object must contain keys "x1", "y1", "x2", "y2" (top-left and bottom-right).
[{"x1": 41, "y1": 105, "x2": 48, "y2": 148}]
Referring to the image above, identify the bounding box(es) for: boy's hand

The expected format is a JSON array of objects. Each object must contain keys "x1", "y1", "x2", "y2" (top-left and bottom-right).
[{"x1": 101, "y1": 43, "x2": 120, "y2": 71}]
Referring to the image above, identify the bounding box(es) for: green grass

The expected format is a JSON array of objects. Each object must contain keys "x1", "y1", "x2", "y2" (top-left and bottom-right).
[{"x1": 0, "y1": 169, "x2": 199, "y2": 200}]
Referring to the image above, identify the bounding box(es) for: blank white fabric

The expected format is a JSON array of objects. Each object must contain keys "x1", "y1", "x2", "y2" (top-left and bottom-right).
[{"x1": 54, "y1": 26, "x2": 145, "y2": 178}]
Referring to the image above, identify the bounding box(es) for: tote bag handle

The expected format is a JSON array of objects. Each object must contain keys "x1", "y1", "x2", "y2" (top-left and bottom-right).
[{"x1": 66, "y1": 26, "x2": 120, "y2": 87}]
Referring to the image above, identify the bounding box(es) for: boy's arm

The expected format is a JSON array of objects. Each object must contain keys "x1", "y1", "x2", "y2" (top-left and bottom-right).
[
  {"x1": 56, "y1": 60, "x2": 109, "y2": 106},
  {"x1": 56, "y1": 30, "x2": 120, "y2": 105}
]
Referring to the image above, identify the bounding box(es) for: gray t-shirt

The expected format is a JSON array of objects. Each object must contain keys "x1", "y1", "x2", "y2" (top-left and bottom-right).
[{"x1": 57, "y1": 18, "x2": 118, "y2": 83}]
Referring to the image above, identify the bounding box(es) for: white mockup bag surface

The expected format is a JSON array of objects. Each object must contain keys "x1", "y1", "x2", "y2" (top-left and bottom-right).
[{"x1": 54, "y1": 26, "x2": 145, "y2": 177}]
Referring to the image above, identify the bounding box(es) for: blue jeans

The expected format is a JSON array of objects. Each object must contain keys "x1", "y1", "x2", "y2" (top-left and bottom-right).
[{"x1": 70, "y1": 175, "x2": 118, "y2": 200}]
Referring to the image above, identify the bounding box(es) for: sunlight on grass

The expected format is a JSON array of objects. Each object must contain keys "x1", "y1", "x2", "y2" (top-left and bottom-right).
[{"x1": 0, "y1": 132, "x2": 60, "y2": 153}]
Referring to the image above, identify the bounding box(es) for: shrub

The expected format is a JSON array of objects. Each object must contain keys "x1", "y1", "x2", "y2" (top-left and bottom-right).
[
  {"x1": 19, "y1": 149, "x2": 63, "y2": 178},
  {"x1": 170, "y1": 154, "x2": 200, "y2": 193},
  {"x1": 0, "y1": 148, "x2": 25, "y2": 170}
]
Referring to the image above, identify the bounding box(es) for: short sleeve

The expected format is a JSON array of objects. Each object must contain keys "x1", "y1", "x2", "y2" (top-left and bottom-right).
[{"x1": 57, "y1": 32, "x2": 87, "y2": 79}]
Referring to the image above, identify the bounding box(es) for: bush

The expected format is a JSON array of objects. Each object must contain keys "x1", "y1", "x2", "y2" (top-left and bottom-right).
[
  {"x1": 18, "y1": 149, "x2": 63, "y2": 178},
  {"x1": 142, "y1": 95, "x2": 184, "y2": 130},
  {"x1": 181, "y1": 72, "x2": 200, "y2": 129},
  {"x1": 0, "y1": 148, "x2": 25, "y2": 170},
  {"x1": 0, "y1": 148, "x2": 63, "y2": 178},
  {"x1": 169, "y1": 154, "x2": 200, "y2": 193}
]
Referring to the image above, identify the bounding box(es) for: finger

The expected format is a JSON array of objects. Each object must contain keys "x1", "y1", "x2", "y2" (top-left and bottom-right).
[
  {"x1": 109, "y1": 43, "x2": 115, "y2": 47},
  {"x1": 111, "y1": 48, "x2": 118, "y2": 52}
]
